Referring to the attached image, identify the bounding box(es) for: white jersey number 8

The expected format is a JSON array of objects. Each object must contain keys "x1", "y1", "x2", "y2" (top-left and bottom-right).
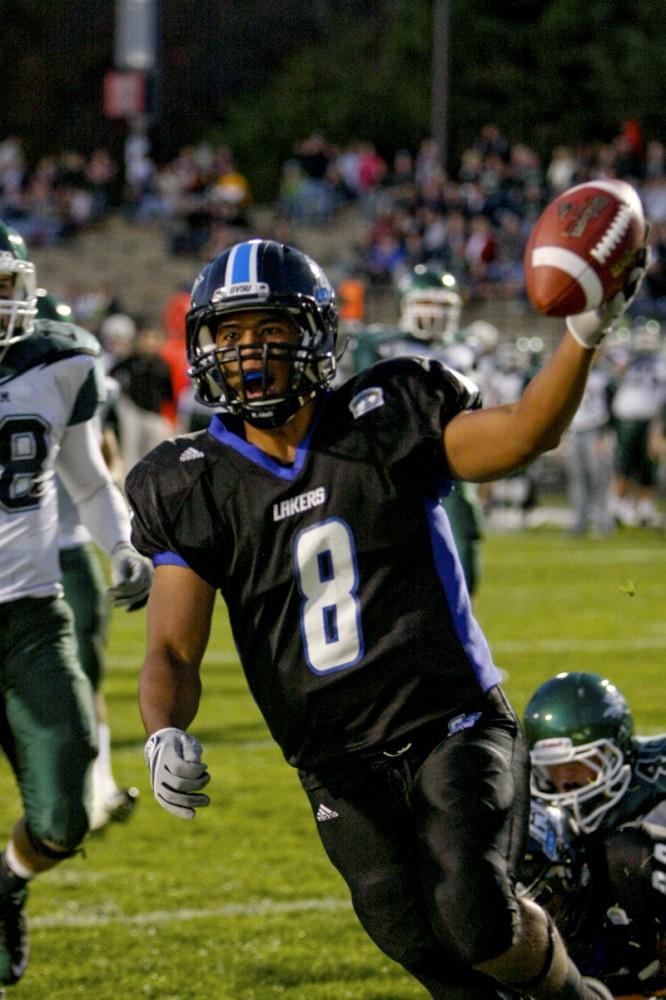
[{"x1": 293, "y1": 518, "x2": 364, "y2": 674}]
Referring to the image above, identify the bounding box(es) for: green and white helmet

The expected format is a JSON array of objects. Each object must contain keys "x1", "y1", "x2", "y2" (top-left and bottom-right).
[
  {"x1": 0, "y1": 221, "x2": 37, "y2": 353},
  {"x1": 399, "y1": 264, "x2": 462, "y2": 343},
  {"x1": 523, "y1": 671, "x2": 634, "y2": 833}
]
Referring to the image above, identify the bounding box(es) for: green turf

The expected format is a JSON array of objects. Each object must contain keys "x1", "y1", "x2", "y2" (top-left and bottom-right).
[{"x1": 1, "y1": 524, "x2": 664, "y2": 998}]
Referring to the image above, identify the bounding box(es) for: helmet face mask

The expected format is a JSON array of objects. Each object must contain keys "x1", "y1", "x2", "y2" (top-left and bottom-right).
[
  {"x1": 523, "y1": 672, "x2": 634, "y2": 833},
  {"x1": 399, "y1": 266, "x2": 462, "y2": 344},
  {"x1": 0, "y1": 223, "x2": 38, "y2": 355},
  {"x1": 186, "y1": 240, "x2": 338, "y2": 428},
  {"x1": 529, "y1": 734, "x2": 631, "y2": 834}
]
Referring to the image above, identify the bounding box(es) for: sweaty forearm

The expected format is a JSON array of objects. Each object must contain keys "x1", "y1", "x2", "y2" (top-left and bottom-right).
[
  {"x1": 512, "y1": 331, "x2": 595, "y2": 454},
  {"x1": 139, "y1": 650, "x2": 202, "y2": 736},
  {"x1": 444, "y1": 330, "x2": 596, "y2": 482}
]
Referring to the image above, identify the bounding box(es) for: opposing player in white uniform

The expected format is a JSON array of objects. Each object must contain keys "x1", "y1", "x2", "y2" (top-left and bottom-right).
[
  {"x1": 0, "y1": 226, "x2": 152, "y2": 988},
  {"x1": 34, "y1": 288, "x2": 141, "y2": 832}
]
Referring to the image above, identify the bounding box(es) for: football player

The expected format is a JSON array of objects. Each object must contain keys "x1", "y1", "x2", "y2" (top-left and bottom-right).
[
  {"x1": 34, "y1": 287, "x2": 140, "y2": 831},
  {"x1": 609, "y1": 322, "x2": 666, "y2": 529},
  {"x1": 127, "y1": 237, "x2": 645, "y2": 1000},
  {"x1": 0, "y1": 224, "x2": 152, "y2": 987},
  {"x1": 521, "y1": 672, "x2": 666, "y2": 996}
]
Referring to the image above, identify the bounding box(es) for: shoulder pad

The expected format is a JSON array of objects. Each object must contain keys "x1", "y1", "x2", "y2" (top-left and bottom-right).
[
  {"x1": 397, "y1": 354, "x2": 483, "y2": 409},
  {"x1": 634, "y1": 734, "x2": 666, "y2": 785},
  {"x1": 0, "y1": 322, "x2": 99, "y2": 379},
  {"x1": 36, "y1": 318, "x2": 101, "y2": 356}
]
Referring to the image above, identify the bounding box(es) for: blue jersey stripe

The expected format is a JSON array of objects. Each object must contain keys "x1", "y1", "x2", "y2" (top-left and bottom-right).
[
  {"x1": 153, "y1": 551, "x2": 190, "y2": 569},
  {"x1": 425, "y1": 497, "x2": 501, "y2": 691}
]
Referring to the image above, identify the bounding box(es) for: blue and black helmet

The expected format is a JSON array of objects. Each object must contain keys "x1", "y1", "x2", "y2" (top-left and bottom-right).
[{"x1": 186, "y1": 239, "x2": 338, "y2": 428}]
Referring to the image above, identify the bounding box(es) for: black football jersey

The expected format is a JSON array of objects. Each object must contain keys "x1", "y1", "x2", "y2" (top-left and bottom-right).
[{"x1": 126, "y1": 357, "x2": 501, "y2": 769}]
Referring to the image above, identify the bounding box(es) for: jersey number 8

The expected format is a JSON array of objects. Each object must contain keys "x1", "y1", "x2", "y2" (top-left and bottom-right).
[
  {"x1": 0, "y1": 415, "x2": 49, "y2": 511},
  {"x1": 294, "y1": 518, "x2": 365, "y2": 674}
]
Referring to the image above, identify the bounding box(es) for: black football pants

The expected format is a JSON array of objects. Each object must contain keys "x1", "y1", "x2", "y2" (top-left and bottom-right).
[{"x1": 299, "y1": 686, "x2": 530, "y2": 1000}]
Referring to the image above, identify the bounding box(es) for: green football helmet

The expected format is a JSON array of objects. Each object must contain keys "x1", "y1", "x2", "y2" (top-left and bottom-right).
[
  {"x1": 523, "y1": 671, "x2": 634, "y2": 833},
  {"x1": 0, "y1": 221, "x2": 37, "y2": 353},
  {"x1": 399, "y1": 264, "x2": 462, "y2": 343},
  {"x1": 35, "y1": 288, "x2": 73, "y2": 322}
]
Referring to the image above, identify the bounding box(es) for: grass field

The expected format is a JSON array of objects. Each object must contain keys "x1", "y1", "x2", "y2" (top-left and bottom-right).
[{"x1": 2, "y1": 523, "x2": 665, "y2": 999}]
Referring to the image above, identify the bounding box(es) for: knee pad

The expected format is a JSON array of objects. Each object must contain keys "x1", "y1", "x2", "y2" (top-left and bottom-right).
[{"x1": 432, "y1": 860, "x2": 521, "y2": 966}]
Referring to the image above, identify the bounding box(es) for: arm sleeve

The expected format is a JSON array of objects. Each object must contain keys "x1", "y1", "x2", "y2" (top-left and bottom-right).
[
  {"x1": 56, "y1": 420, "x2": 132, "y2": 555},
  {"x1": 124, "y1": 449, "x2": 180, "y2": 559}
]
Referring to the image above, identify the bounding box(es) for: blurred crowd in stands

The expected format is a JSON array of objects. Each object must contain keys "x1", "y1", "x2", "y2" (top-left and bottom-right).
[
  {"x1": 2, "y1": 119, "x2": 666, "y2": 526},
  {"x1": 3, "y1": 120, "x2": 666, "y2": 318},
  {"x1": 280, "y1": 121, "x2": 666, "y2": 319},
  {"x1": 1, "y1": 117, "x2": 663, "y2": 300}
]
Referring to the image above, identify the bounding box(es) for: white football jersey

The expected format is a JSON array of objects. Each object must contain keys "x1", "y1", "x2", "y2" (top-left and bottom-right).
[
  {"x1": 57, "y1": 371, "x2": 115, "y2": 550},
  {"x1": 0, "y1": 323, "x2": 101, "y2": 602},
  {"x1": 611, "y1": 352, "x2": 666, "y2": 421},
  {"x1": 570, "y1": 367, "x2": 610, "y2": 432}
]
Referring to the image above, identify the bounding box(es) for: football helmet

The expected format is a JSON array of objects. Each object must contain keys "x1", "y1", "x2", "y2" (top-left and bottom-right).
[
  {"x1": 523, "y1": 671, "x2": 635, "y2": 833},
  {"x1": 186, "y1": 239, "x2": 338, "y2": 428},
  {"x1": 35, "y1": 289, "x2": 73, "y2": 322},
  {"x1": 466, "y1": 320, "x2": 499, "y2": 356},
  {"x1": 0, "y1": 221, "x2": 37, "y2": 354},
  {"x1": 399, "y1": 265, "x2": 462, "y2": 343}
]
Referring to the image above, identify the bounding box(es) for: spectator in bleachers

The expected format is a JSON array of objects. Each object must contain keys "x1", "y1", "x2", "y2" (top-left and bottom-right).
[
  {"x1": 86, "y1": 148, "x2": 117, "y2": 221},
  {"x1": 293, "y1": 129, "x2": 336, "y2": 223},
  {"x1": 209, "y1": 146, "x2": 252, "y2": 228}
]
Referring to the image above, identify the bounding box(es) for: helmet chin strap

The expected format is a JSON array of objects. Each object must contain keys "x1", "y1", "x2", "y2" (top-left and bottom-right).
[{"x1": 239, "y1": 386, "x2": 318, "y2": 429}]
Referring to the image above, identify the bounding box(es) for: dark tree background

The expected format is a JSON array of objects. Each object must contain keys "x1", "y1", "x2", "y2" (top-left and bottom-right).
[{"x1": 4, "y1": 0, "x2": 666, "y2": 199}]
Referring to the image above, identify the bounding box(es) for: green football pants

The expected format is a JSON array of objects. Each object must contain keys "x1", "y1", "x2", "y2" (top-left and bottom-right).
[
  {"x1": 59, "y1": 542, "x2": 109, "y2": 691},
  {"x1": 0, "y1": 596, "x2": 97, "y2": 850}
]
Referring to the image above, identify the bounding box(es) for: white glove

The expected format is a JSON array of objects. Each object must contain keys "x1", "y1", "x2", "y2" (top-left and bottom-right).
[
  {"x1": 144, "y1": 727, "x2": 210, "y2": 820},
  {"x1": 109, "y1": 541, "x2": 153, "y2": 611},
  {"x1": 566, "y1": 250, "x2": 648, "y2": 349}
]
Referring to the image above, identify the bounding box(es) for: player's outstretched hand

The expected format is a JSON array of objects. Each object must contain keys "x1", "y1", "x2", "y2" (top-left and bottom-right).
[
  {"x1": 144, "y1": 727, "x2": 210, "y2": 820},
  {"x1": 566, "y1": 246, "x2": 648, "y2": 349},
  {"x1": 109, "y1": 541, "x2": 153, "y2": 611}
]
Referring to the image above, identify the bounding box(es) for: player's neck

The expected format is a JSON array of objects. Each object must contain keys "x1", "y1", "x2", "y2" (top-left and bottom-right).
[{"x1": 243, "y1": 400, "x2": 316, "y2": 464}]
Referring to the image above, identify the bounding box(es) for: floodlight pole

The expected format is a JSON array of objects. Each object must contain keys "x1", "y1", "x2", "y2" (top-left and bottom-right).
[
  {"x1": 431, "y1": 0, "x2": 451, "y2": 175},
  {"x1": 113, "y1": 0, "x2": 160, "y2": 123}
]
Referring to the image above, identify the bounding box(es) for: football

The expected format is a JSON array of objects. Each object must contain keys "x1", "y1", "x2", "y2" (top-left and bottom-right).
[{"x1": 524, "y1": 179, "x2": 645, "y2": 317}]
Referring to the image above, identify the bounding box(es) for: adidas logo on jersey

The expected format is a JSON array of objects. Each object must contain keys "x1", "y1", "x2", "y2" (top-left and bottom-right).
[
  {"x1": 180, "y1": 446, "x2": 205, "y2": 462},
  {"x1": 315, "y1": 803, "x2": 339, "y2": 822}
]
